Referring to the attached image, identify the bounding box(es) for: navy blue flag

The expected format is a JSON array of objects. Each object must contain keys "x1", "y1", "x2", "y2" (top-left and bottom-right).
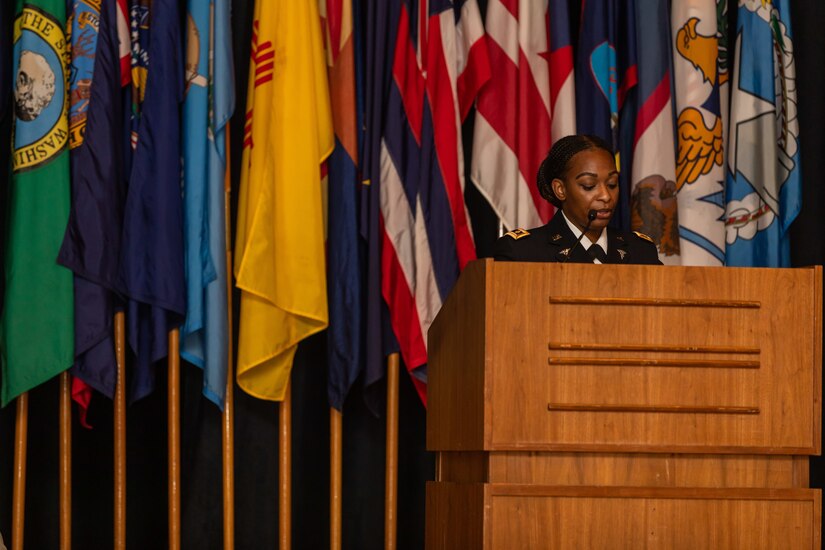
[
  {"x1": 58, "y1": 0, "x2": 125, "y2": 409},
  {"x1": 614, "y1": 0, "x2": 638, "y2": 231},
  {"x1": 576, "y1": 0, "x2": 638, "y2": 147},
  {"x1": 325, "y1": 0, "x2": 365, "y2": 411},
  {"x1": 576, "y1": 0, "x2": 637, "y2": 229},
  {"x1": 120, "y1": 0, "x2": 186, "y2": 402},
  {"x1": 361, "y1": 0, "x2": 401, "y2": 413}
]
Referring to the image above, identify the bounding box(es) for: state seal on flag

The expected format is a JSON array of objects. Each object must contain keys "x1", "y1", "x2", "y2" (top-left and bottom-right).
[
  {"x1": 67, "y1": 0, "x2": 102, "y2": 149},
  {"x1": 12, "y1": 5, "x2": 70, "y2": 173}
]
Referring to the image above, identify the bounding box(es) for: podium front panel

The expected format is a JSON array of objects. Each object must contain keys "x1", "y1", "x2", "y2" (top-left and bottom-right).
[
  {"x1": 486, "y1": 486, "x2": 821, "y2": 550},
  {"x1": 487, "y1": 263, "x2": 820, "y2": 453},
  {"x1": 426, "y1": 483, "x2": 821, "y2": 550}
]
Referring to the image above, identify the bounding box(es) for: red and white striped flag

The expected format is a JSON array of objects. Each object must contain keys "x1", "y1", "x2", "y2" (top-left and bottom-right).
[
  {"x1": 471, "y1": 0, "x2": 575, "y2": 231},
  {"x1": 379, "y1": 0, "x2": 489, "y2": 403}
]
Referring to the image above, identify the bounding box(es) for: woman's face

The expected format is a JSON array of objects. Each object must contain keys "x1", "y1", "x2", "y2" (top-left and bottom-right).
[{"x1": 552, "y1": 148, "x2": 619, "y2": 237}]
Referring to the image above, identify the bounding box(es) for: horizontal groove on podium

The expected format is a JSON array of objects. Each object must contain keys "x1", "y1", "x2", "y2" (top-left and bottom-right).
[
  {"x1": 548, "y1": 296, "x2": 761, "y2": 308},
  {"x1": 546, "y1": 403, "x2": 760, "y2": 415},
  {"x1": 488, "y1": 485, "x2": 817, "y2": 499},
  {"x1": 547, "y1": 357, "x2": 760, "y2": 368},
  {"x1": 548, "y1": 343, "x2": 761, "y2": 355}
]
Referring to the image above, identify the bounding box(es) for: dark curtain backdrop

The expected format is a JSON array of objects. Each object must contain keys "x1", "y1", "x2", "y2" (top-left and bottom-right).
[{"x1": 0, "y1": 0, "x2": 823, "y2": 548}]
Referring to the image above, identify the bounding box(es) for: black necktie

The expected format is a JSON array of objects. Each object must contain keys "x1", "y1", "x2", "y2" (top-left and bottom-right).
[{"x1": 587, "y1": 244, "x2": 607, "y2": 263}]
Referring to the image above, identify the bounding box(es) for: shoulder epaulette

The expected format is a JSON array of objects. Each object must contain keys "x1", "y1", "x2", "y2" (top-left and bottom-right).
[
  {"x1": 504, "y1": 228, "x2": 531, "y2": 240},
  {"x1": 632, "y1": 231, "x2": 654, "y2": 243}
]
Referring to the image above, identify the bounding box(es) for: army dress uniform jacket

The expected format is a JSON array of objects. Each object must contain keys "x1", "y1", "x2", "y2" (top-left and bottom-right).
[{"x1": 492, "y1": 210, "x2": 662, "y2": 265}]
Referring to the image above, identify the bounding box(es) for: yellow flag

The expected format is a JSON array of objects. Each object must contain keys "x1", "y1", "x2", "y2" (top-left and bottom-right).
[{"x1": 235, "y1": 0, "x2": 334, "y2": 400}]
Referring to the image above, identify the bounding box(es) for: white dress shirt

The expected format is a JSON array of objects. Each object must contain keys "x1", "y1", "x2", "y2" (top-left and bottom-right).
[{"x1": 561, "y1": 210, "x2": 608, "y2": 263}]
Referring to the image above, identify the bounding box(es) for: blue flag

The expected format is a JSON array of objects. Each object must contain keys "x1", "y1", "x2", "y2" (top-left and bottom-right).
[
  {"x1": 326, "y1": 0, "x2": 365, "y2": 411},
  {"x1": 58, "y1": 0, "x2": 125, "y2": 405},
  {"x1": 577, "y1": 0, "x2": 638, "y2": 229},
  {"x1": 576, "y1": 0, "x2": 637, "y2": 149},
  {"x1": 180, "y1": 0, "x2": 234, "y2": 408},
  {"x1": 201, "y1": 0, "x2": 233, "y2": 405},
  {"x1": 361, "y1": 0, "x2": 401, "y2": 413},
  {"x1": 121, "y1": 0, "x2": 186, "y2": 401},
  {"x1": 724, "y1": 0, "x2": 800, "y2": 267}
]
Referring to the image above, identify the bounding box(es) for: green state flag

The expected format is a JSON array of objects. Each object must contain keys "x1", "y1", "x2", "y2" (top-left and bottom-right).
[{"x1": 2, "y1": 0, "x2": 74, "y2": 405}]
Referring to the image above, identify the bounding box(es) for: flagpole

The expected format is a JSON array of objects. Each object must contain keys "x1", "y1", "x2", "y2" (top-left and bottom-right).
[
  {"x1": 279, "y1": 381, "x2": 292, "y2": 550},
  {"x1": 384, "y1": 352, "x2": 400, "y2": 550},
  {"x1": 222, "y1": 128, "x2": 236, "y2": 550},
  {"x1": 114, "y1": 311, "x2": 127, "y2": 550},
  {"x1": 330, "y1": 407, "x2": 342, "y2": 550},
  {"x1": 222, "y1": 314, "x2": 236, "y2": 550},
  {"x1": 168, "y1": 329, "x2": 181, "y2": 550},
  {"x1": 59, "y1": 372, "x2": 72, "y2": 550},
  {"x1": 11, "y1": 392, "x2": 28, "y2": 550}
]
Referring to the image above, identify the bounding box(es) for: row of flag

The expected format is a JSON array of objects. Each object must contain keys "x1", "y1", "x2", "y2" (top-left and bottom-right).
[
  {"x1": 0, "y1": 0, "x2": 803, "y2": 416},
  {"x1": 0, "y1": 0, "x2": 233, "y2": 420},
  {"x1": 241, "y1": 0, "x2": 802, "y2": 410},
  {"x1": 474, "y1": 0, "x2": 799, "y2": 270}
]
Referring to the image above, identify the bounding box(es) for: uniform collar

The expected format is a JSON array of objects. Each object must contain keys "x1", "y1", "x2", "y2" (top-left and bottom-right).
[
  {"x1": 544, "y1": 210, "x2": 629, "y2": 263},
  {"x1": 606, "y1": 230, "x2": 630, "y2": 263},
  {"x1": 561, "y1": 210, "x2": 608, "y2": 255},
  {"x1": 545, "y1": 210, "x2": 590, "y2": 263}
]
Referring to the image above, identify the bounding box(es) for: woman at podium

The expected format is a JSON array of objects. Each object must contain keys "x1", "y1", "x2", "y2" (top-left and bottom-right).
[{"x1": 492, "y1": 134, "x2": 662, "y2": 265}]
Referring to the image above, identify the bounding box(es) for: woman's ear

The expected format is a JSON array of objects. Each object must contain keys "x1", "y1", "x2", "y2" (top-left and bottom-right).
[{"x1": 551, "y1": 178, "x2": 566, "y2": 203}]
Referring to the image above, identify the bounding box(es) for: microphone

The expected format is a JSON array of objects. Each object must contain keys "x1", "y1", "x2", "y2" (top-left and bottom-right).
[{"x1": 562, "y1": 209, "x2": 598, "y2": 263}]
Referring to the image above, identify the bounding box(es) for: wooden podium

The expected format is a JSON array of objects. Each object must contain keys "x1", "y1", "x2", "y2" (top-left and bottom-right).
[{"x1": 426, "y1": 259, "x2": 822, "y2": 549}]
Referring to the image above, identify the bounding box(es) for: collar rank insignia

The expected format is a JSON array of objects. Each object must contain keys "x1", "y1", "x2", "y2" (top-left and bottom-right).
[
  {"x1": 618, "y1": 249, "x2": 627, "y2": 260},
  {"x1": 632, "y1": 231, "x2": 655, "y2": 243},
  {"x1": 505, "y1": 228, "x2": 531, "y2": 240},
  {"x1": 551, "y1": 233, "x2": 562, "y2": 242}
]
